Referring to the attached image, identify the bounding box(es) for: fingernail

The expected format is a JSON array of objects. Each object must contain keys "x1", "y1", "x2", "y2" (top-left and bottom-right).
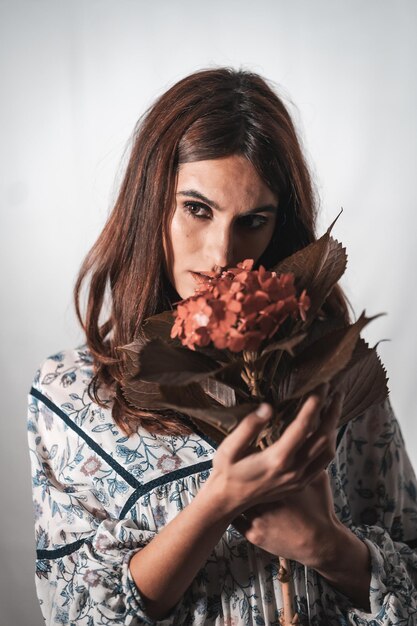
[{"x1": 256, "y1": 403, "x2": 271, "y2": 419}]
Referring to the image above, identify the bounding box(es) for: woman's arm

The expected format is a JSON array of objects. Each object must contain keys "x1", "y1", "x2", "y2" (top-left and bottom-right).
[
  {"x1": 312, "y1": 398, "x2": 417, "y2": 623},
  {"x1": 335, "y1": 398, "x2": 417, "y2": 620},
  {"x1": 311, "y1": 516, "x2": 372, "y2": 612},
  {"x1": 128, "y1": 475, "x2": 233, "y2": 620}
]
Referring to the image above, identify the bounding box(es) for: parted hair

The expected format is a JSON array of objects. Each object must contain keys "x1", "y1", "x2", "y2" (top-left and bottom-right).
[{"x1": 74, "y1": 66, "x2": 352, "y2": 438}]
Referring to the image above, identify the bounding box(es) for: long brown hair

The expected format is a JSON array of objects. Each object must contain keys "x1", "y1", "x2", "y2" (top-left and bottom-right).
[{"x1": 74, "y1": 67, "x2": 353, "y2": 437}]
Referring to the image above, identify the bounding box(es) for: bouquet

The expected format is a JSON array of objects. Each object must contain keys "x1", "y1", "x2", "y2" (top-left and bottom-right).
[{"x1": 118, "y1": 212, "x2": 389, "y2": 625}]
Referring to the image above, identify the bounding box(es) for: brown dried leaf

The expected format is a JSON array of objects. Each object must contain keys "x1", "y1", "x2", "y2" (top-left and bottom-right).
[
  {"x1": 159, "y1": 381, "x2": 214, "y2": 408},
  {"x1": 121, "y1": 379, "x2": 167, "y2": 410},
  {"x1": 271, "y1": 211, "x2": 347, "y2": 323},
  {"x1": 121, "y1": 375, "x2": 214, "y2": 413},
  {"x1": 121, "y1": 375, "x2": 229, "y2": 444},
  {"x1": 212, "y1": 359, "x2": 251, "y2": 399},
  {"x1": 159, "y1": 393, "x2": 256, "y2": 439},
  {"x1": 330, "y1": 338, "x2": 389, "y2": 426},
  {"x1": 259, "y1": 333, "x2": 308, "y2": 357},
  {"x1": 125, "y1": 338, "x2": 224, "y2": 385},
  {"x1": 116, "y1": 340, "x2": 143, "y2": 379},
  {"x1": 284, "y1": 311, "x2": 384, "y2": 399},
  {"x1": 256, "y1": 332, "x2": 389, "y2": 444},
  {"x1": 195, "y1": 344, "x2": 234, "y2": 364},
  {"x1": 142, "y1": 310, "x2": 178, "y2": 342}
]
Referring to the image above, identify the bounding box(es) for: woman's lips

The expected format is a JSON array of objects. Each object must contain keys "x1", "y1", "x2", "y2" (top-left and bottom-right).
[{"x1": 190, "y1": 271, "x2": 213, "y2": 284}]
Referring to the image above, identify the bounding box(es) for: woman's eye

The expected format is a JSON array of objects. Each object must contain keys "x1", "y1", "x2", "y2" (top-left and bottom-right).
[
  {"x1": 238, "y1": 215, "x2": 268, "y2": 230},
  {"x1": 183, "y1": 201, "x2": 268, "y2": 230},
  {"x1": 183, "y1": 202, "x2": 211, "y2": 219}
]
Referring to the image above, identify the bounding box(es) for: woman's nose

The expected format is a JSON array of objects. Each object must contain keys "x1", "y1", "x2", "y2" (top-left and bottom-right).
[{"x1": 205, "y1": 223, "x2": 235, "y2": 270}]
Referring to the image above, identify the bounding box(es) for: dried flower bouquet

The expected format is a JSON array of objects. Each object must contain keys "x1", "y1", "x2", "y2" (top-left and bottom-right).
[{"x1": 118, "y1": 213, "x2": 389, "y2": 625}]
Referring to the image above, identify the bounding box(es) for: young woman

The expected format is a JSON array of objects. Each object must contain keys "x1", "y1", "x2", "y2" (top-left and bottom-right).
[{"x1": 27, "y1": 67, "x2": 417, "y2": 625}]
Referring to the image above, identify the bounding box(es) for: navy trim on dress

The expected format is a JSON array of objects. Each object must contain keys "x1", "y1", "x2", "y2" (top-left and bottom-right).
[
  {"x1": 31, "y1": 387, "x2": 215, "y2": 524},
  {"x1": 119, "y1": 460, "x2": 213, "y2": 519},
  {"x1": 177, "y1": 413, "x2": 219, "y2": 450},
  {"x1": 30, "y1": 387, "x2": 142, "y2": 489},
  {"x1": 336, "y1": 423, "x2": 348, "y2": 449},
  {"x1": 37, "y1": 538, "x2": 86, "y2": 560}
]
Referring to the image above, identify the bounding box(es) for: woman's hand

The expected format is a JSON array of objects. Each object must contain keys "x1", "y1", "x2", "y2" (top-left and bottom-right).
[
  {"x1": 231, "y1": 469, "x2": 342, "y2": 567},
  {"x1": 231, "y1": 462, "x2": 372, "y2": 612},
  {"x1": 205, "y1": 384, "x2": 345, "y2": 566}
]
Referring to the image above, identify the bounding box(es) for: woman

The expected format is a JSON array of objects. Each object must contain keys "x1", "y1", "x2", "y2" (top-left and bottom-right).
[{"x1": 27, "y1": 67, "x2": 417, "y2": 625}]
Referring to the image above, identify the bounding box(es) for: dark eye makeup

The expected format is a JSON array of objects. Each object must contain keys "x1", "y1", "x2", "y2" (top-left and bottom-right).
[{"x1": 182, "y1": 201, "x2": 269, "y2": 231}]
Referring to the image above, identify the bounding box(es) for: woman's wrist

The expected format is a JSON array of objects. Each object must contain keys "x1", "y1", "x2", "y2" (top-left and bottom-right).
[
  {"x1": 306, "y1": 519, "x2": 365, "y2": 570},
  {"x1": 197, "y1": 470, "x2": 243, "y2": 522},
  {"x1": 308, "y1": 519, "x2": 372, "y2": 612}
]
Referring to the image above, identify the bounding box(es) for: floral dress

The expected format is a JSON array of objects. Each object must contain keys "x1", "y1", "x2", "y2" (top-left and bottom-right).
[{"x1": 27, "y1": 345, "x2": 417, "y2": 625}]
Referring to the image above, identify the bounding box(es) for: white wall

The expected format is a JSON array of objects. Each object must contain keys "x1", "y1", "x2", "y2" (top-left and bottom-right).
[{"x1": 1, "y1": 1, "x2": 416, "y2": 623}]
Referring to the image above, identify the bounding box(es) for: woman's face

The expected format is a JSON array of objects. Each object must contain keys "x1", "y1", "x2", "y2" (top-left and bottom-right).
[{"x1": 163, "y1": 154, "x2": 278, "y2": 300}]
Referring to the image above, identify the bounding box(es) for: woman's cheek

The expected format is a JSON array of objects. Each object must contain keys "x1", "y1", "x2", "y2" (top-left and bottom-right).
[{"x1": 172, "y1": 214, "x2": 202, "y2": 252}]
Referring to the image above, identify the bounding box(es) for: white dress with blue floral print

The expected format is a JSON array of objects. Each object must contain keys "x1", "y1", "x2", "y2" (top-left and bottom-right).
[{"x1": 27, "y1": 346, "x2": 417, "y2": 625}]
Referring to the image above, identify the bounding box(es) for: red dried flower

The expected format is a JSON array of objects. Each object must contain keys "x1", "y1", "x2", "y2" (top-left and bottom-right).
[{"x1": 170, "y1": 259, "x2": 310, "y2": 352}]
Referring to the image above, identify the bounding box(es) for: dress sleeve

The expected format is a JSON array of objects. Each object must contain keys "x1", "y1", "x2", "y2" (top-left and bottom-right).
[
  {"x1": 316, "y1": 397, "x2": 417, "y2": 624},
  {"x1": 27, "y1": 362, "x2": 191, "y2": 626}
]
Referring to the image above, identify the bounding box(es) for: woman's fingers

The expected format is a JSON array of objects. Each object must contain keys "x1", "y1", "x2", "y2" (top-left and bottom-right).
[
  {"x1": 218, "y1": 403, "x2": 272, "y2": 462},
  {"x1": 268, "y1": 383, "x2": 329, "y2": 466},
  {"x1": 303, "y1": 440, "x2": 338, "y2": 480},
  {"x1": 215, "y1": 388, "x2": 344, "y2": 506},
  {"x1": 300, "y1": 391, "x2": 344, "y2": 464}
]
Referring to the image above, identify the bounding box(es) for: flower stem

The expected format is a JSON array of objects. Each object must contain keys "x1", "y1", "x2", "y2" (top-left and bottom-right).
[
  {"x1": 278, "y1": 557, "x2": 298, "y2": 625},
  {"x1": 242, "y1": 350, "x2": 262, "y2": 399}
]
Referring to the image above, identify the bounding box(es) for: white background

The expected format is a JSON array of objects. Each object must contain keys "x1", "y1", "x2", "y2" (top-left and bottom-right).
[{"x1": 1, "y1": 1, "x2": 416, "y2": 623}]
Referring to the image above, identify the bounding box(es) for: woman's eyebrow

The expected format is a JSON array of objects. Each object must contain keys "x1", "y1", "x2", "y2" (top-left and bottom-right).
[{"x1": 177, "y1": 189, "x2": 278, "y2": 215}]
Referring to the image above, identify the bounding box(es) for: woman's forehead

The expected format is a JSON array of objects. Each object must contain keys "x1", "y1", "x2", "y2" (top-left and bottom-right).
[{"x1": 176, "y1": 156, "x2": 278, "y2": 207}]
